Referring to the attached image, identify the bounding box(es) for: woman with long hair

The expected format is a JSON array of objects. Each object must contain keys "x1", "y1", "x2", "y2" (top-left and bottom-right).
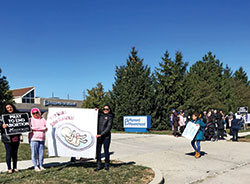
[{"x1": 0, "y1": 103, "x2": 21, "y2": 173}]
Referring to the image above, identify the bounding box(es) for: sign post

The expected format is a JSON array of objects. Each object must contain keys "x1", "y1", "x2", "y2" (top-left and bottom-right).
[
  {"x1": 123, "y1": 115, "x2": 151, "y2": 132},
  {"x1": 2, "y1": 113, "x2": 31, "y2": 135}
]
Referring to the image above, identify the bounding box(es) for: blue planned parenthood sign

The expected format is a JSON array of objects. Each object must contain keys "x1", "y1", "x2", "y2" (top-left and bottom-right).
[{"x1": 123, "y1": 115, "x2": 151, "y2": 132}]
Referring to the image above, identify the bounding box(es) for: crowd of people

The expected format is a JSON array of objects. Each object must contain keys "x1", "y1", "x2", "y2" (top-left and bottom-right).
[
  {"x1": 170, "y1": 109, "x2": 245, "y2": 158},
  {"x1": 170, "y1": 109, "x2": 245, "y2": 140},
  {"x1": 0, "y1": 103, "x2": 113, "y2": 173}
]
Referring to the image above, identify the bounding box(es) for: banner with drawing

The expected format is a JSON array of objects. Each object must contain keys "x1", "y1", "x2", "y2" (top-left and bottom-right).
[
  {"x1": 46, "y1": 108, "x2": 98, "y2": 158},
  {"x1": 182, "y1": 121, "x2": 199, "y2": 140}
]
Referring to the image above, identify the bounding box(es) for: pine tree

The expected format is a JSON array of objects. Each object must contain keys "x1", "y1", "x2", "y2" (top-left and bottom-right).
[
  {"x1": 111, "y1": 47, "x2": 154, "y2": 130},
  {"x1": 219, "y1": 65, "x2": 235, "y2": 113},
  {"x1": 231, "y1": 67, "x2": 250, "y2": 111},
  {"x1": 183, "y1": 52, "x2": 224, "y2": 113},
  {"x1": 82, "y1": 82, "x2": 111, "y2": 109},
  {"x1": 0, "y1": 68, "x2": 13, "y2": 114},
  {"x1": 233, "y1": 66, "x2": 250, "y2": 86},
  {"x1": 152, "y1": 51, "x2": 188, "y2": 130}
]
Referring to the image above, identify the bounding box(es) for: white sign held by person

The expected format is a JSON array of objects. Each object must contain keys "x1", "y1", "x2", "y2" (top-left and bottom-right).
[
  {"x1": 46, "y1": 108, "x2": 98, "y2": 158},
  {"x1": 182, "y1": 122, "x2": 199, "y2": 140}
]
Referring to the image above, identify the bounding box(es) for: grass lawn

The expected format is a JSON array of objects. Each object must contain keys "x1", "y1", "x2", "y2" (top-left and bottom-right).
[
  {"x1": 0, "y1": 143, "x2": 154, "y2": 183},
  {"x1": 0, "y1": 161, "x2": 154, "y2": 184},
  {"x1": 238, "y1": 134, "x2": 250, "y2": 142},
  {"x1": 0, "y1": 143, "x2": 49, "y2": 162},
  {"x1": 239, "y1": 126, "x2": 250, "y2": 133}
]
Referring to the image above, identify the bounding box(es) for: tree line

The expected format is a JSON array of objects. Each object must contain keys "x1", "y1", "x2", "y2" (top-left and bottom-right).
[
  {"x1": 1, "y1": 47, "x2": 250, "y2": 130},
  {"x1": 82, "y1": 47, "x2": 250, "y2": 130}
]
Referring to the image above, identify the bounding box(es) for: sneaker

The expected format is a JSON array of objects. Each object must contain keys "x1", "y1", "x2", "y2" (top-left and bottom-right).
[
  {"x1": 34, "y1": 166, "x2": 40, "y2": 172},
  {"x1": 40, "y1": 167, "x2": 46, "y2": 171}
]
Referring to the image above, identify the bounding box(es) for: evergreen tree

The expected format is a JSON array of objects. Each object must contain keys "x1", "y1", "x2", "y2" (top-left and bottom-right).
[
  {"x1": 219, "y1": 65, "x2": 235, "y2": 113},
  {"x1": 0, "y1": 68, "x2": 13, "y2": 114},
  {"x1": 183, "y1": 52, "x2": 224, "y2": 113},
  {"x1": 231, "y1": 67, "x2": 250, "y2": 111},
  {"x1": 152, "y1": 51, "x2": 188, "y2": 130},
  {"x1": 233, "y1": 66, "x2": 250, "y2": 86},
  {"x1": 82, "y1": 82, "x2": 111, "y2": 109},
  {"x1": 111, "y1": 47, "x2": 154, "y2": 130},
  {"x1": 231, "y1": 80, "x2": 250, "y2": 111}
]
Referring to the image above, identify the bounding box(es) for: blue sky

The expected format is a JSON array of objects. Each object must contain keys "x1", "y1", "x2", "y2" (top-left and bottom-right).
[{"x1": 1, "y1": 0, "x2": 250, "y2": 100}]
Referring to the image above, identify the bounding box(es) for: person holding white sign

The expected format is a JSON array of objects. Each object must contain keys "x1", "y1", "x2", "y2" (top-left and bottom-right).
[
  {"x1": 95, "y1": 105, "x2": 113, "y2": 171},
  {"x1": 0, "y1": 104, "x2": 21, "y2": 174},
  {"x1": 190, "y1": 112, "x2": 206, "y2": 159}
]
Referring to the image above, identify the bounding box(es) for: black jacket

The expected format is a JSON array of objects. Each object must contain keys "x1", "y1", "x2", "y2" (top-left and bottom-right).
[
  {"x1": 97, "y1": 112, "x2": 113, "y2": 137},
  {"x1": 231, "y1": 118, "x2": 242, "y2": 131},
  {"x1": 216, "y1": 113, "x2": 224, "y2": 129}
]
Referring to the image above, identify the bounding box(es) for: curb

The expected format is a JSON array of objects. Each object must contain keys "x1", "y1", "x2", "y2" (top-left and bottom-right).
[{"x1": 149, "y1": 168, "x2": 164, "y2": 184}]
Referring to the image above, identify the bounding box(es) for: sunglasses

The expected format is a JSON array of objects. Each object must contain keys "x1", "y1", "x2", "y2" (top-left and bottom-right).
[
  {"x1": 32, "y1": 112, "x2": 39, "y2": 115},
  {"x1": 103, "y1": 108, "x2": 110, "y2": 111}
]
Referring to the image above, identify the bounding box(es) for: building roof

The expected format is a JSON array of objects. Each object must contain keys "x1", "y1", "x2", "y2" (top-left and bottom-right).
[{"x1": 11, "y1": 87, "x2": 34, "y2": 97}]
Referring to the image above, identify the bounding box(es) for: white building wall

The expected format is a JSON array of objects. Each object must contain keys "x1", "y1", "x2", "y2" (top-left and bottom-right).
[
  {"x1": 35, "y1": 98, "x2": 41, "y2": 104},
  {"x1": 13, "y1": 97, "x2": 22, "y2": 103}
]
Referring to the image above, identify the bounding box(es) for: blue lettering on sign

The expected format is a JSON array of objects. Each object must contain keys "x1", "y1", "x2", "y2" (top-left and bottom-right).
[
  {"x1": 44, "y1": 100, "x2": 77, "y2": 107},
  {"x1": 124, "y1": 118, "x2": 146, "y2": 126}
]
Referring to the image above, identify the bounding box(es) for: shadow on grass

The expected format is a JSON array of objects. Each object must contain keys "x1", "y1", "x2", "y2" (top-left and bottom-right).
[
  {"x1": 39, "y1": 160, "x2": 136, "y2": 171},
  {"x1": 185, "y1": 151, "x2": 207, "y2": 157},
  {"x1": 100, "y1": 151, "x2": 114, "y2": 159}
]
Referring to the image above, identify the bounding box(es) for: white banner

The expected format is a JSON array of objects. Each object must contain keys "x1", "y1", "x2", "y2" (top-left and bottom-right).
[
  {"x1": 182, "y1": 122, "x2": 199, "y2": 140},
  {"x1": 46, "y1": 108, "x2": 98, "y2": 158}
]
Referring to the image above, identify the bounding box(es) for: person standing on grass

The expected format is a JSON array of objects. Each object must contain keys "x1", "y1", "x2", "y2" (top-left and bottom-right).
[
  {"x1": 94, "y1": 105, "x2": 113, "y2": 171},
  {"x1": 0, "y1": 103, "x2": 21, "y2": 174},
  {"x1": 29, "y1": 108, "x2": 47, "y2": 171},
  {"x1": 173, "y1": 111, "x2": 179, "y2": 137},
  {"x1": 191, "y1": 112, "x2": 206, "y2": 158},
  {"x1": 178, "y1": 110, "x2": 186, "y2": 134},
  {"x1": 231, "y1": 115, "x2": 243, "y2": 142}
]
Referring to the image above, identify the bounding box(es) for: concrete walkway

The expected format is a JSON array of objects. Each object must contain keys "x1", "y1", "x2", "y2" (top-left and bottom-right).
[
  {"x1": 1, "y1": 132, "x2": 250, "y2": 184},
  {"x1": 110, "y1": 132, "x2": 250, "y2": 184}
]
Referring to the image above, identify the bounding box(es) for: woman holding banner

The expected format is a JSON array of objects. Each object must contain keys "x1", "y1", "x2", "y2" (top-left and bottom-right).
[
  {"x1": 95, "y1": 105, "x2": 113, "y2": 171},
  {"x1": 29, "y1": 108, "x2": 47, "y2": 171},
  {"x1": 0, "y1": 103, "x2": 21, "y2": 174},
  {"x1": 191, "y1": 112, "x2": 206, "y2": 158}
]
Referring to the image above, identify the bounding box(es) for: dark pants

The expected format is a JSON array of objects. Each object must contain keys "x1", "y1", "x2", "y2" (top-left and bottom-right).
[
  {"x1": 232, "y1": 129, "x2": 239, "y2": 141},
  {"x1": 218, "y1": 129, "x2": 224, "y2": 139},
  {"x1": 173, "y1": 126, "x2": 178, "y2": 136},
  {"x1": 96, "y1": 136, "x2": 111, "y2": 163},
  {"x1": 4, "y1": 142, "x2": 20, "y2": 170},
  {"x1": 180, "y1": 126, "x2": 185, "y2": 134}
]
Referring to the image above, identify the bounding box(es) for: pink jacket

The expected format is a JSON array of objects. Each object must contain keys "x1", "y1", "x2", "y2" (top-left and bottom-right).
[
  {"x1": 178, "y1": 114, "x2": 186, "y2": 126},
  {"x1": 29, "y1": 108, "x2": 47, "y2": 141}
]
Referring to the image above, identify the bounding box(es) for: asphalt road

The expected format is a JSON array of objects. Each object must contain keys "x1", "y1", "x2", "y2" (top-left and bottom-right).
[{"x1": 110, "y1": 133, "x2": 250, "y2": 184}]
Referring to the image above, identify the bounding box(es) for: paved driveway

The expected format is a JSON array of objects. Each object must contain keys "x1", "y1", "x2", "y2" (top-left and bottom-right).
[{"x1": 110, "y1": 133, "x2": 250, "y2": 184}]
